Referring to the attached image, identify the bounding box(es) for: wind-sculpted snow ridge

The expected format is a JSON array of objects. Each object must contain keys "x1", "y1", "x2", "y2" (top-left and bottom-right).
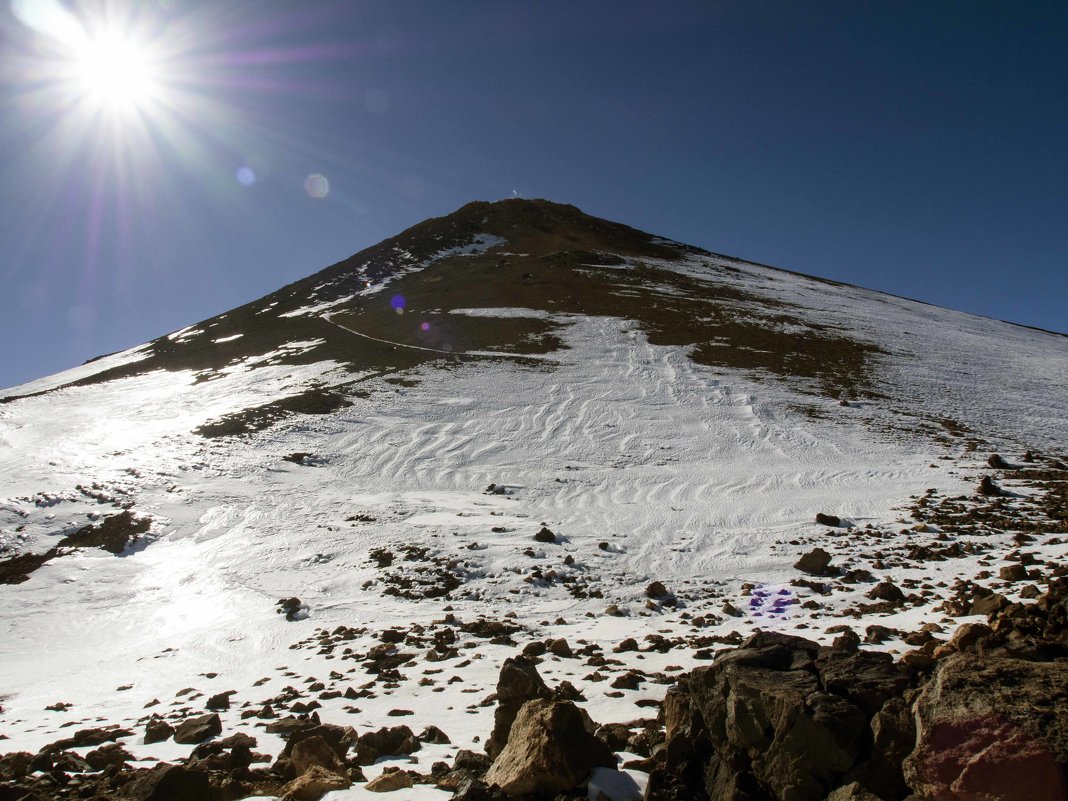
[{"x1": 0, "y1": 199, "x2": 1065, "y2": 800}]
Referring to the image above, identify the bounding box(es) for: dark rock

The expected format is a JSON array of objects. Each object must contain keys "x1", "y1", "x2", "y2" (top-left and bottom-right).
[
  {"x1": 532, "y1": 527, "x2": 557, "y2": 544},
  {"x1": 125, "y1": 763, "x2": 212, "y2": 801},
  {"x1": 354, "y1": 725, "x2": 420, "y2": 766},
  {"x1": 172, "y1": 713, "x2": 222, "y2": 744},
  {"x1": 57, "y1": 510, "x2": 151, "y2": 554},
  {"x1": 205, "y1": 691, "x2": 235, "y2": 710},
  {"x1": 521, "y1": 640, "x2": 546, "y2": 657},
  {"x1": 189, "y1": 732, "x2": 257, "y2": 771},
  {"x1": 795, "y1": 547, "x2": 833, "y2": 575},
  {"x1": 485, "y1": 656, "x2": 551, "y2": 759},
  {"x1": 610, "y1": 670, "x2": 644, "y2": 690},
  {"x1": 903, "y1": 652, "x2": 1068, "y2": 801},
  {"x1": 552, "y1": 680, "x2": 585, "y2": 702},
  {"x1": 144, "y1": 718, "x2": 175, "y2": 745},
  {"x1": 0, "y1": 548, "x2": 58, "y2": 584},
  {"x1": 867, "y1": 581, "x2": 905, "y2": 604},
  {"x1": 278, "y1": 764, "x2": 350, "y2": 800},
  {"x1": 483, "y1": 699, "x2": 614, "y2": 796},
  {"x1": 987, "y1": 453, "x2": 1012, "y2": 469},
  {"x1": 595, "y1": 723, "x2": 633, "y2": 751},
  {"x1": 947, "y1": 622, "x2": 993, "y2": 653},
  {"x1": 0, "y1": 751, "x2": 33, "y2": 780},
  {"x1": 816, "y1": 513, "x2": 842, "y2": 527},
  {"x1": 832, "y1": 628, "x2": 861, "y2": 652},
  {"x1": 650, "y1": 631, "x2": 908, "y2": 801},
  {"x1": 999, "y1": 563, "x2": 1029, "y2": 582},
  {"x1": 84, "y1": 742, "x2": 133, "y2": 770},
  {"x1": 277, "y1": 597, "x2": 309, "y2": 621},
  {"x1": 846, "y1": 696, "x2": 914, "y2": 799},
  {"x1": 291, "y1": 735, "x2": 346, "y2": 778},
  {"x1": 825, "y1": 782, "x2": 885, "y2": 801},
  {"x1": 51, "y1": 750, "x2": 93, "y2": 772},
  {"x1": 970, "y1": 590, "x2": 1009, "y2": 617},
  {"x1": 721, "y1": 601, "x2": 744, "y2": 618},
  {"x1": 978, "y1": 475, "x2": 1002, "y2": 496},
  {"x1": 451, "y1": 776, "x2": 509, "y2": 801},
  {"x1": 547, "y1": 638, "x2": 572, "y2": 658},
  {"x1": 453, "y1": 749, "x2": 492, "y2": 775},
  {"x1": 418, "y1": 725, "x2": 451, "y2": 745},
  {"x1": 646, "y1": 581, "x2": 668, "y2": 598},
  {"x1": 816, "y1": 649, "x2": 912, "y2": 717},
  {"x1": 266, "y1": 716, "x2": 310, "y2": 736}
]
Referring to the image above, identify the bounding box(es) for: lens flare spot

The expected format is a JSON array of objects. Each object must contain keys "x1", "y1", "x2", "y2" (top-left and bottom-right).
[
  {"x1": 390, "y1": 294, "x2": 406, "y2": 311},
  {"x1": 420, "y1": 321, "x2": 430, "y2": 332},
  {"x1": 236, "y1": 166, "x2": 256, "y2": 186},
  {"x1": 748, "y1": 584, "x2": 793, "y2": 623},
  {"x1": 305, "y1": 173, "x2": 329, "y2": 198}
]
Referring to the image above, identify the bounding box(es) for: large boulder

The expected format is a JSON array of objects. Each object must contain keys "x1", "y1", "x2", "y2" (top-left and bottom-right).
[
  {"x1": 485, "y1": 656, "x2": 551, "y2": 759},
  {"x1": 903, "y1": 652, "x2": 1068, "y2": 801},
  {"x1": 125, "y1": 763, "x2": 212, "y2": 801},
  {"x1": 649, "y1": 631, "x2": 907, "y2": 801},
  {"x1": 483, "y1": 699, "x2": 614, "y2": 796}
]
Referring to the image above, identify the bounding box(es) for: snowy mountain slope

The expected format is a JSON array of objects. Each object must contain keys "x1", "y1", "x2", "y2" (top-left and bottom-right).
[{"x1": 0, "y1": 200, "x2": 1065, "y2": 800}]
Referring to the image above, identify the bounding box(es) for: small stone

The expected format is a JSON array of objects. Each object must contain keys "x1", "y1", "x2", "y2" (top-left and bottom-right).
[
  {"x1": 205, "y1": 691, "x2": 234, "y2": 710},
  {"x1": 418, "y1": 725, "x2": 451, "y2": 745},
  {"x1": 548, "y1": 638, "x2": 572, "y2": 658},
  {"x1": 366, "y1": 769, "x2": 415, "y2": 792},
  {"x1": 999, "y1": 564, "x2": 1028, "y2": 582},
  {"x1": 533, "y1": 527, "x2": 557, "y2": 544},
  {"x1": 144, "y1": 718, "x2": 175, "y2": 745},
  {"x1": 868, "y1": 581, "x2": 905, "y2": 604}
]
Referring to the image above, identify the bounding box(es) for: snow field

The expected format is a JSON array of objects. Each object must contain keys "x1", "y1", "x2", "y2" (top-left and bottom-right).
[{"x1": 0, "y1": 308, "x2": 1056, "y2": 801}]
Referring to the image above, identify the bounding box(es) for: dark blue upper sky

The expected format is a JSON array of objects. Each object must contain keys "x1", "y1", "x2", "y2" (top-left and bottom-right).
[{"x1": 2, "y1": 1, "x2": 1066, "y2": 388}]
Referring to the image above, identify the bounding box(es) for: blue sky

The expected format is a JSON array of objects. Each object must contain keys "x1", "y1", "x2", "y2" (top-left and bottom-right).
[{"x1": 1, "y1": 1, "x2": 1066, "y2": 389}]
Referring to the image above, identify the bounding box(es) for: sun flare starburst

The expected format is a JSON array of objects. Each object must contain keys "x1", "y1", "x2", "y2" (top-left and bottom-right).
[{"x1": 72, "y1": 34, "x2": 159, "y2": 111}]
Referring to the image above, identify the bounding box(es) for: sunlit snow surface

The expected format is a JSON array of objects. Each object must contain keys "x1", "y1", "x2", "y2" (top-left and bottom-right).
[{"x1": 0, "y1": 252, "x2": 1066, "y2": 799}]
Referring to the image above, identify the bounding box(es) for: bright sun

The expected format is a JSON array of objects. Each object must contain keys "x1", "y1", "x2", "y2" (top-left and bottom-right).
[{"x1": 73, "y1": 35, "x2": 159, "y2": 111}]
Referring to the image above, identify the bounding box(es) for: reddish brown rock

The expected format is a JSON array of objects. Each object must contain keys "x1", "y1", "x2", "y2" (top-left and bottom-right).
[{"x1": 483, "y1": 699, "x2": 614, "y2": 796}]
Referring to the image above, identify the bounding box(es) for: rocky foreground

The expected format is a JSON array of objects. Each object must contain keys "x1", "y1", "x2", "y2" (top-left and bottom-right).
[{"x1": 1, "y1": 575, "x2": 1065, "y2": 801}]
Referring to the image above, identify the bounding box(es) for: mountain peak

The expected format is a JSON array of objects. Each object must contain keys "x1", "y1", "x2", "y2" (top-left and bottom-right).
[
  {"x1": 5, "y1": 201, "x2": 1067, "y2": 457},
  {"x1": 1, "y1": 197, "x2": 1066, "y2": 791}
]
